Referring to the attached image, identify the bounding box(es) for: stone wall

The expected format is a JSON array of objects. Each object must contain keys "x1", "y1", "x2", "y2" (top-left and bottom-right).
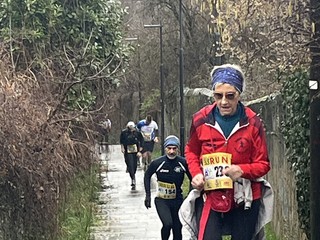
[{"x1": 248, "y1": 94, "x2": 307, "y2": 240}]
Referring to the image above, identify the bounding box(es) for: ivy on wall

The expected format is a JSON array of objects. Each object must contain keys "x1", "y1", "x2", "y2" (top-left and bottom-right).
[{"x1": 281, "y1": 70, "x2": 310, "y2": 238}]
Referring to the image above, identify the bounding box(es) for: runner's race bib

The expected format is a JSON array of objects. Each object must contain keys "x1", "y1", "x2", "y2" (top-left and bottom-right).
[
  {"x1": 157, "y1": 181, "x2": 176, "y2": 199},
  {"x1": 127, "y1": 144, "x2": 138, "y2": 153},
  {"x1": 202, "y1": 152, "x2": 233, "y2": 191},
  {"x1": 142, "y1": 132, "x2": 152, "y2": 142}
]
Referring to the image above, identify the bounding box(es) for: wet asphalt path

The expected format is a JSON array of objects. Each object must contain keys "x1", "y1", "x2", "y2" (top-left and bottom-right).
[{"x1": 90, "y1": 145, "x2": 168, "y2": 240}]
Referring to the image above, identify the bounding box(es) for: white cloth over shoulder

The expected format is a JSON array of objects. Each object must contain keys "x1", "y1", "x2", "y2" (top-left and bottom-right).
[
  {"x1": 178, "y1": 189, "x2": 200, "y2": 240},
  {"x1": 178, "y1": 178, "x2": 274, "y2": 240}
]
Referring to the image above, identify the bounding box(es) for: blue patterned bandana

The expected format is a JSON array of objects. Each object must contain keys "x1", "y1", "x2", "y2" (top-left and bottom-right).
[{"x1": 211, "y1": 67, "x2": 244, "y2": 93}]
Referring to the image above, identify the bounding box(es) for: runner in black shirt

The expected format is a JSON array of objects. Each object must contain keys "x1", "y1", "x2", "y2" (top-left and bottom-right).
[
  {"x1": 120, "y1": 121, "x2": 144, "y2": 190},
  {"x1": 144, "y1": 135, "x2": 192, "y2": 240}
]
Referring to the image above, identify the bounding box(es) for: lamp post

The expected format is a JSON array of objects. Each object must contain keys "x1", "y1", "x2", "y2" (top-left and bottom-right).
[
  {"x1": 309, "y1": 2, "x2": 320, "y2": 238},
  {"x1": 179, "y1": 0, "x2": 185, "y2": 156},
  {"x1": 144, "y1": 23, "x2": 165, "y2": 155}
]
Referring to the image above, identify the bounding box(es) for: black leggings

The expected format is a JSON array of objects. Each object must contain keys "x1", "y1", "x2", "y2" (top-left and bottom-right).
[
  {"x1": 155, "y1": 197, "x2": 183, "y2": 240},
  {"x1": 197, "y1": 199, "x2": 261, "y2": 240},
  {"x1": 124, "y1": 153, "x2": 137, "y2": 180}
]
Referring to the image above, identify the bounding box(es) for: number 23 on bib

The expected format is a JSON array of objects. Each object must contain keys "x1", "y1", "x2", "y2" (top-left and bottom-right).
[{"x1": 202, "y1": 152, "x2": 233, "y2": 191}]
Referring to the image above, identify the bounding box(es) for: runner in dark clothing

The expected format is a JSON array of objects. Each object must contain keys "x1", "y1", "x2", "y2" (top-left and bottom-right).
[
  {"x1": 144, "y1": 135, "x2": 192, "y2": 240},
  {"x1": 120, "y1": 121, "x2": 144, "y2": 190}
]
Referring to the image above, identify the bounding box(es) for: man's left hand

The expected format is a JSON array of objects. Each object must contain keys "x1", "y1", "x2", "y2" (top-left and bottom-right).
[{"x1": 144, "y1": 196, "x2": 151, "y2": 209}]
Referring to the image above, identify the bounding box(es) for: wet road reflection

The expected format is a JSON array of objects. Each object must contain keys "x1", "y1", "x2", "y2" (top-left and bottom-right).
[{"x1": 90, "y1": 145, "x2": 162, "y2": 240}]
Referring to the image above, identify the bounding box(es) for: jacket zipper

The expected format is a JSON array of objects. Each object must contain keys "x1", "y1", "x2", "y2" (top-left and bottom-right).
[{"x1": 205, "y1": 122, "x2": 249, "y2": 150}]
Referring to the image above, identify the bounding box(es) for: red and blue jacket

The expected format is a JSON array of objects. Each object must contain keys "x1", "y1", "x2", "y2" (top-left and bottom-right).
[{"x1": 185, "y1": 102, "x2": 270, "y2": 200}]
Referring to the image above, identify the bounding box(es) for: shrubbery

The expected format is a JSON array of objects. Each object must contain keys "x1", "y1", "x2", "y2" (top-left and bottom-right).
[{"x1": 0, "y1": 0, "x2": 127, "y2": 239}]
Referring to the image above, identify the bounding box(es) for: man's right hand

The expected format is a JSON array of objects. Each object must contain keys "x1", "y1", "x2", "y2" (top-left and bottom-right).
[
  {"x1": 121, "y1": 146, "x2": 125, "y2": 153},
  {"x1": 144, "y1": 196, "x2": 151, "y2": 209},
  {"x1": 191, "y1": 173, "x2": 205, "y2": 190}
]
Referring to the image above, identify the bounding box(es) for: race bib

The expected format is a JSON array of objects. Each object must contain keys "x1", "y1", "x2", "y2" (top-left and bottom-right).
[
  {"x1": 202, "y1": 152, "x2": 233, "y2": 191},
  {"x1": 142, "y1": 132, "x2": 152, "y2": 142},
  {"x1": 157, "y1": 181, "x2": 176, "y2": 199},
  {"x1": 127, "y1": 144, "x2": 138, "y2": 153}
]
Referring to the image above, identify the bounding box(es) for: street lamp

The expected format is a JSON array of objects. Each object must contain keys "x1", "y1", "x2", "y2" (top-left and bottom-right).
[
  {"x1": 179, "y1": 0, "x2": 185, "y2": 156},
  {"x1": 144, "y1": 23, "x2": 165, "y2": 155}
]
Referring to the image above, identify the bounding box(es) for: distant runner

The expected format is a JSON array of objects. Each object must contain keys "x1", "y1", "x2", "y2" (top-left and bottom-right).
[
  {"x1": 137, "y1": 114, "x2": 159, "y2": 171},
  {"x1": 97, "y1": 115, "x2": 112, "y2": 154},
  {"x1": 120, "y1": 121, "x2": 144, "y2": 190}
]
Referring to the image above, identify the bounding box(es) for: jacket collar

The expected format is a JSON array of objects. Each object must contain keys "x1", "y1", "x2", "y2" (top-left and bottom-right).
[{"x1": 200, "y1": 102, "x2": 249, "y2": 127}]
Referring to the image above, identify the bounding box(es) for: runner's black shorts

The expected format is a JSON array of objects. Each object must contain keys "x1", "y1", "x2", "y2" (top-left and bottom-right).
[{"x1": 141, "y1": 141, "x2": 155, "y2": 153}]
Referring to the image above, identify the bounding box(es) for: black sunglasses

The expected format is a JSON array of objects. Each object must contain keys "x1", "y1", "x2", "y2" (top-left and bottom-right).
[{"x1": 213, "y1": 92, "x2": 237, "y2": 100}]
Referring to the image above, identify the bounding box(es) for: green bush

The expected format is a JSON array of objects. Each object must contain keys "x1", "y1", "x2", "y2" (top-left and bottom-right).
[
  {"x1": 58, "y1": 165, "x2": 100, "y2": 240},
  {"x1": 281, "y1": 70, "x2": 310, "y2": 238}
]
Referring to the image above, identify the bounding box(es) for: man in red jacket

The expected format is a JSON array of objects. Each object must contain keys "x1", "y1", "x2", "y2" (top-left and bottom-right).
[{"x1": 185, "y1": 64, "x2": 271, "y2": 240}]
